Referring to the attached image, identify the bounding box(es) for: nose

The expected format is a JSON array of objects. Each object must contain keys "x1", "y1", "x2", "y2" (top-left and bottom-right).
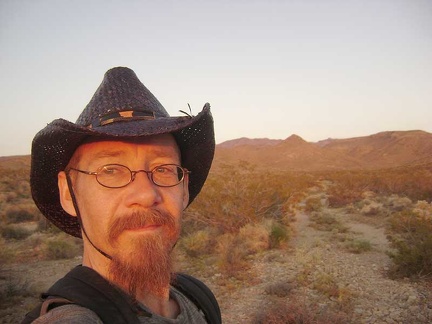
[{"x1": 125, "y1": 170, "x2": 161, "y2": 207}]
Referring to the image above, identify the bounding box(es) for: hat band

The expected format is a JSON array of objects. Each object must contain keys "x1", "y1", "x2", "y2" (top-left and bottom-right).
[{"x1": 88, "y1": 110, "x2": 155, "y2": 128}]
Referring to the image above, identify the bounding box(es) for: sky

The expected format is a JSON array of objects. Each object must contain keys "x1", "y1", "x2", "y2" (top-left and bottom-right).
[{"x1": 1, "y1": 0, "x2": 431, "y2": 156}]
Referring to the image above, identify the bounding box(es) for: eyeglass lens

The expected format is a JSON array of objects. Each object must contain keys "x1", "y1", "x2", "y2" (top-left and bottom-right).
[{"x1": 96, "y1": 164, "x2": 184, "y2": 188}]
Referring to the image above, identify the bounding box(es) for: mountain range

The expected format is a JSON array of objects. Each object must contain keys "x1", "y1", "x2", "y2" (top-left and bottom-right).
[
  {"x1": 215, "y1": 130, "x2": 432, "y2": 171},
  {"x1": 1, "y1": 130, "x2": 431, "y2": 172}
]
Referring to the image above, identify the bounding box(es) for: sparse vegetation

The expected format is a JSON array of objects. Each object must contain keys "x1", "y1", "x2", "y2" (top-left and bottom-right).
[
  {"x1": 253, "y1": 298, "x2": 351, "y2": 324},
  {"x1": 181, "y1": 229, "x2": 213, "y2": 257},
  {"x1": 309, "y1": 212, "x2": 349, "y2": 233},
  {"x1": 304, "y1": 196, "x2": 322, "y2": 212},
  {"x1": 269, "y1": 222, "x2": 290, "y2": 248},
  {"x1": 0, "y1": 276, "x2": 34, "y2": 306},
  {"x1": 387, "y1": 210, "x2": 432, "y2": 278},
  {"x1": 0, "y1": 238, "x2": 14, "y2": 268},
  {"x1": 1, "y1": 153, "x2": 432, "y2": 322},
  {"x1": 0, "y1": 224, "x2": 32, "y2": 240},
  {"x1": 344, "y1": 238, "x2": 373, "y2": 254},
  {"x1": 43, "y1": 236, "x2": 81, "y2": 260}
]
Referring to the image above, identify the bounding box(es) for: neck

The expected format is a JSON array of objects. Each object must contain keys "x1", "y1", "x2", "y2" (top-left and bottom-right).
[{"x1": 136, "y1": 289, "x2": 179, "y2": 319}]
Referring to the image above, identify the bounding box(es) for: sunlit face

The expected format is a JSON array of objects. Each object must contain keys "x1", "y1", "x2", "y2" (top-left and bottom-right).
[{"x1": 59, "y1": 134, "x2": 189, "y2": 259}]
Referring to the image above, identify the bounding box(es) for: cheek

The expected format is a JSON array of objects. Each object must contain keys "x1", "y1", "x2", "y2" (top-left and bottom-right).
[
  {"x1": 73, "y1": 186, "x2": 115, "y2": 235},
  {"x1": 163, "y1": 188, "x2": 186, "y2": 215}
]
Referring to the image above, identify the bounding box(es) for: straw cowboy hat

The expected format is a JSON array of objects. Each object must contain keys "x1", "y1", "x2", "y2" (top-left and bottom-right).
[{"x1": 31, "y1": 67, "x2": 215, "y2": 238}]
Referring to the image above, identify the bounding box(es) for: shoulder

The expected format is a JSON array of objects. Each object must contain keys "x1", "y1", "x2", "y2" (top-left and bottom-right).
[
  {"x1": 172, "y1": 274, "x2": 221, "y2": 324},
  {"x1": 32, "y1": 304, "x2": 103, "y2": 324}
]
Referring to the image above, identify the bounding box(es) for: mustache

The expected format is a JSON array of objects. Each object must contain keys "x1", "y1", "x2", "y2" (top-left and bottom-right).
[{"x1": 108, "y1": 209, "x2": 176, "y2": 244}]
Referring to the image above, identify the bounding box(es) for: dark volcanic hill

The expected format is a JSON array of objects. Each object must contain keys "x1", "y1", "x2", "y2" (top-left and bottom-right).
[{"x1": 215, "y1": 130, "x2": 432, "y2": 171}]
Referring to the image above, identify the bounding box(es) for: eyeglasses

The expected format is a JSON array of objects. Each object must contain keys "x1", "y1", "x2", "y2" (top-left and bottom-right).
[{"x1": 67, "y1": 164, "x2": 190, "y2": 188}]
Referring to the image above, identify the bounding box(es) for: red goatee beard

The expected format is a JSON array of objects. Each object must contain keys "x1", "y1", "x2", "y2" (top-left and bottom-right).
[{"x1": 107, "y1": 209, "x2": 180, "y2": 299}]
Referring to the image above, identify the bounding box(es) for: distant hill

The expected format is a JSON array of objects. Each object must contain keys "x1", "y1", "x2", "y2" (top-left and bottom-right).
[
  {"x1": 315, "y1": 130, "x2": 432, "y2": 168},
  {"x1": 0, "y1": 155, "x2": 31, "y2": 170},
  {"x1": 218, "y1": 137, "x2": 282, "y2": 148},
  {"x1": 216, "y1": 130, "x2": 432, "y2": 171}
]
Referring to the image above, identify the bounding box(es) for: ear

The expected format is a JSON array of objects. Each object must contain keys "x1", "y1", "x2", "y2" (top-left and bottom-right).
[
  {"x1": 182, "y1": 174, "x2": 190, "y2": 210},
  {"x1": 58, "y1": 171, "x2": 78, "y2": 217}
]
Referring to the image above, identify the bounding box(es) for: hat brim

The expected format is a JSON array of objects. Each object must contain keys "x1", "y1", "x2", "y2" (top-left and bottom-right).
[{"x1": 30, "y1": 106, "x2": 214, "y2": 238}]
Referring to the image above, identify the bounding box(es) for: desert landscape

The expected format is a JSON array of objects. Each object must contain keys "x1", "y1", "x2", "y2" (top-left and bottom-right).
[{"x1": 1, "y1": 130, "x2": 431, "y2": 323}]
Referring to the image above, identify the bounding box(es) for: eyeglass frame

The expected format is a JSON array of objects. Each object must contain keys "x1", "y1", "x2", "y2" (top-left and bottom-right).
[{"x1": 66, "y1": 163, "x2": 191, "y2": 189}]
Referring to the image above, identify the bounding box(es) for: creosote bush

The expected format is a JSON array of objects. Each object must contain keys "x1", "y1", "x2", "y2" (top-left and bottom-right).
[
  {"x1": 269, "y1": 222, "x2": 290, "y2": 248},
  {"x1": 3, "y1": 204, "x2": 42, "y2": 223},
  {"x1": 181, "y1": 230, "x2": 213, "y2": 257},
  {"x1": 216, "y1": 222, "x2": 272, "y2": 277},
  {"x1": 254, "y1": 298, "x2": 351, "y2": 324},
  {"x1": 184, "y1": 162, "x2": 315, "y2": 235},
  {"x1": 0, "y1": 277, "x2": 34, "y2": 306},
  {"x1": 304, "y1": 196, "x2": 322, "y2": 212},
  {"x1": 0, "y1": 225, "x2": 32, "y2": 240},
  {"x1": 387, "y1": 210, "x2": 432, "y2": 278},
  {"x1": 0, "y1": 238, "x2": 14, "y2": 267},
  {"x1": 309, "y1": 212, "x2": 348, "y2": 233},
  {"x1": 325, "y1": 164, "x2": 432, "y2": 208},
  {"x1": 344, "y1": 239, "x2": 373, "y2": 254},
  {"x1": 44, "y1": 236, "x2": 81, "y2": 260}
]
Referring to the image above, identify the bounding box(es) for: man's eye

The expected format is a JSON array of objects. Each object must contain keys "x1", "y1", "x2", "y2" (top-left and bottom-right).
[
  {"x1": 100, "y1": 165, "x2": 124, "y2": 175},
  {"x1": 155, "y1": 166, "x2": 169, "y2": 174},
  {"x1": 103, "y1": 168, "x2": 115, "y2": 174}
]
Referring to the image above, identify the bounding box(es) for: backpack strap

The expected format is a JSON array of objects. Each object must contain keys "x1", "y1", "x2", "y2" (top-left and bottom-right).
[
  {"x1": 174, "y1": 273, "x2": 221, "y2": 324},
  {"x1": 22, "y1": 266, "x2": 141, "y2": 324},
  {"x1": 22, "y1": 266, "x2": 220, "y2": 324},
  {"x1": 40, "y1": 297, "x2": 73, "y2": 315}
]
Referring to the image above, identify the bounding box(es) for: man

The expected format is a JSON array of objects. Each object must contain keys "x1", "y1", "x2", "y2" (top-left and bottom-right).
[{"x1": 24, "y1": 67, "x2": 220, "y2": 323}]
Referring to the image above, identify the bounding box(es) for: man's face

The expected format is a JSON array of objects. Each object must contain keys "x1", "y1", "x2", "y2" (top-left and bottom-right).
[{"x1": 59, "y1": 134, "x2": 189, "y2": 296}]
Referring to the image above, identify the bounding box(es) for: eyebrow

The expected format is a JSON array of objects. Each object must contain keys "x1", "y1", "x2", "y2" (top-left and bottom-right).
[
  {"x1": 88, "y1": 148, "x2": 179, "y2": 162},
  {"x1": 89, "y1": 150, "x2": 125, "y2": 161}
]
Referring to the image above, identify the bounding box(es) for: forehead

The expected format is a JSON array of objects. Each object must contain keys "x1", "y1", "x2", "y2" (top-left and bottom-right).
[{"x1": 71, "y1": 134, "x2": 180, "y2": 165}]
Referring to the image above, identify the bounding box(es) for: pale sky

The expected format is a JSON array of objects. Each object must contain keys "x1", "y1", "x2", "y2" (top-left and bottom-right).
[{"x1": 1, "y1": 0, "x2": 431, "y2": 156}]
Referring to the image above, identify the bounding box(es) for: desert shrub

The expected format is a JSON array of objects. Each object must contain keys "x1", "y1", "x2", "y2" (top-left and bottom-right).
[
  {"x1": 0, "y1": 167, "x2": 32, "y2": 209},
  {"x1": 0, "y1": 225, "x2": 32, "y2": 240},
  {"x1": 269, "y1": 222, "x2": 290, "y2": 248},
  {"x1": 0, "y1": 277, "x2": 34, "y2": 305},
  {"x1": 304, "y1": 196, "x2": 322, "y2": 212},
  {"x1": 323, "y1": 164, "x2": 432, "y2": 208},
  {"x1": 387, "y1": 210, "x2": 432, "y2": 278},
  {"x1": 325, "y1": 171, "x2": 368, "y2": 207},
  {"x1": 181, "y1": 230, "x2": 213, "y2": 257},
  {"x1": 253, "y1": 298, "x2": 351, "y2": 324},
  {"x1": 328, "y1": 190, "x2": 363, "y2": 208},
  {"x1": 361, "y1": 191, "x2": 376, "y2": 199},
  {"x1": 312, "y1": 272, "x2": 340, "y2": 298},
  {"x1": 238, "y1": 223, "x2": 270, "y2": 253},
  {"x1": 184, "y1": 162, "x2": 315, "y2": 235},
  {"x1": 344, "y1": 203, "x2": 357, "y2": 214},
  {"x1": 0, "y1": 238, "x2": 14, "y2": 268},
  {"x1": 345, "y1": 239, "x2": 372, "y2": 254},
  {"x1": 360, "y1": 201, "x2": 383, "y2": 216},
  {"x1": 3, "y1": 204, "x2": 41, "y2": 223},
  {"x1": 216, "y1": 233, "x2": 251, "y2": 277},
  {"x1": 216, "y1": 222, "x2": 271, "y2": 277},
  {"x1": 386, "y1": 195, "x2": 412, "y2": 212},
  {"x1": 412, "y1": 200, "x2": 432, "y2": 219},
  {"x1": 309, "y1": 212, "x2": 348, "y2": 233},
  {"x1": 264, "y1": 281, "x2": 293, "y2": 297},
  {"x1": 44, "y1": 237, "x2": 81, "y2": 260}
]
